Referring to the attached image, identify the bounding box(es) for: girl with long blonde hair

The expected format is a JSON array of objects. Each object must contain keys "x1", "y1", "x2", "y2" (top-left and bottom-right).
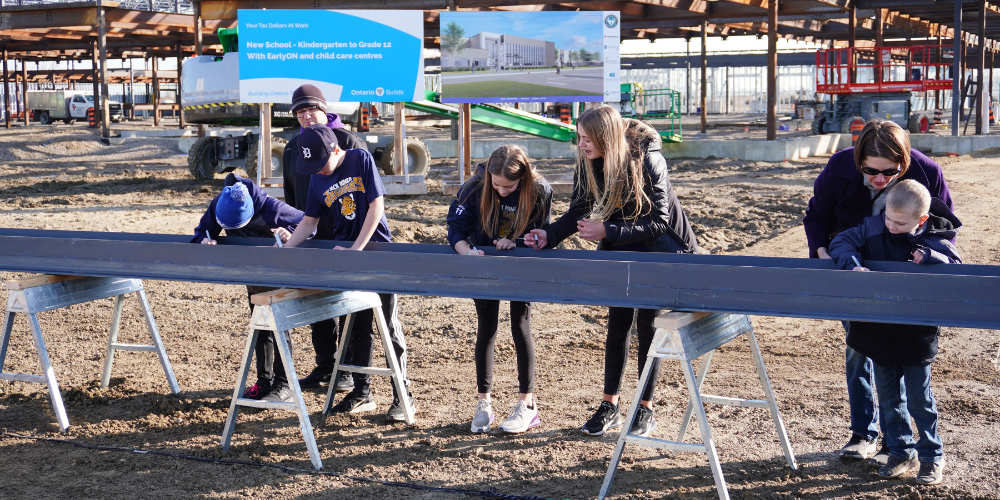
[
  {"x1": 447, "y1": 144, "x2": 553, "y2": 434},
  {"x1": 526, "y1": 104, "x2": 698, "y2": 437}
]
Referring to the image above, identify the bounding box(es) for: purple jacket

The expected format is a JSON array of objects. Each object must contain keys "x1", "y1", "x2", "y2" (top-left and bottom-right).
[{"x1": 803, "y1": 147, "x2": 952, "y2": 258}]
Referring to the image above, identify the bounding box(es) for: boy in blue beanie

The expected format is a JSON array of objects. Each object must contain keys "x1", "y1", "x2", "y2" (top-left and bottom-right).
[
  {"x1": 829, "y1": 179, "x2": 960, "y2": 486},
  {"x1": 282, "y1": 124, "x2": 414, "y2": 422},
  {"x1": 192, "y1": 172, "x2": 305, "y2": 403}
]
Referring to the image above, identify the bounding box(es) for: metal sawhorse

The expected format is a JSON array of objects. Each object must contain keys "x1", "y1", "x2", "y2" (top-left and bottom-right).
[
  {"x1": 222, "y1": 289, "x2": 413, "y2": 470},
  {"x1": 0, "y1": 274, "x2": 179, "y2": 432},
  {"x1": 599, "y1": 311, "x2": 797, "y2": 500}
]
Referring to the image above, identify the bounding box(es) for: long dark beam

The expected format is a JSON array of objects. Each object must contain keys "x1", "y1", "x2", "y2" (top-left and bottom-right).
[
  {"x1": 0, "y1": 230, "x2": 998, "y2": 330},
  {"x1": 621, "y1": 12, "x2": 869, "y2": 30}
]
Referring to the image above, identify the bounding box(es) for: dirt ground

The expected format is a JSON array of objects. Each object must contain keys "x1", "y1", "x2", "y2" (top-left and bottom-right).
[{"x1": 0, "y1": 123, "x2": 998, "y2": 500}]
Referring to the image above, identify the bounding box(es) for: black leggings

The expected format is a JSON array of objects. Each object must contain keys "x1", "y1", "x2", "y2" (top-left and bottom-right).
[
  {"x1": 474, "y1": 299, "x2": 535, "y2": 394},
  {"x1": 247, "y1": 285, "x2": 287, "y2": 386},
  {"x1": 604, "y1": 307, "x2": 662, "y2": 402},
  {"x1": 343, "y1": 293, "x2": 408, "y2": 396}
]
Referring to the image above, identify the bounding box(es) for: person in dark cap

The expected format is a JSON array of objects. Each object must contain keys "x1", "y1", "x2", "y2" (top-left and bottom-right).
[
  {"x1": 283, "y1": 84, "x2": 368, "y2": 393},
  {"x1": 192, "y1": 172, "x2": 304, "y2": 403},
  {"x1": 282, "y1": 124, "x2": 414, "y2": 422}
]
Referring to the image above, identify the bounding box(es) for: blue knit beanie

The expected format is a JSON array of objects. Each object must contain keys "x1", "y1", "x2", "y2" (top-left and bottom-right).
[{"x1": 215, "y1": 183, "x2": 254, "y2": 229}]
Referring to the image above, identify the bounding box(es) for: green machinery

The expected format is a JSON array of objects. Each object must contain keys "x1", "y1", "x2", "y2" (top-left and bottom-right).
[
  {"x1": 408, "y1": 87, "x2": 682, "y2": 144},
  {"x1": 406, "y1": 92, "x2": 577, "y2": 142},
  {"x1": 619, "y1": 83, "x2": 682, "y2": 144}
]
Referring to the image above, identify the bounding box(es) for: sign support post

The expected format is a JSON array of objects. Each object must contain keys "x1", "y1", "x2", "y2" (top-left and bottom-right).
[{"x1": 258, "y1": 103, "x2": 271, "y2": 186}]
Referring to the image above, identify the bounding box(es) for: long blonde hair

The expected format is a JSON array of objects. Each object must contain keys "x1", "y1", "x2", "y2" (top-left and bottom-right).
[
  {"x1": 478, "y1": 144, "x2": 544, "y2": 238},
  {"x1": 576, "y1": 105, "x2": 650, "y2": 221}
]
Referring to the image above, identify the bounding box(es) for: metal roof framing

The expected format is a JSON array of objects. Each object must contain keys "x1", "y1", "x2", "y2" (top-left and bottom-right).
[
  {"x1": 0, "y1": 1, "x2": 231, "y2": 59},
  {"x1": 1, "y1": 229, "x2": 998, "y2": 330},
  {"x1": 191, "y1": 0, "x2": 998, "y2": 51}
]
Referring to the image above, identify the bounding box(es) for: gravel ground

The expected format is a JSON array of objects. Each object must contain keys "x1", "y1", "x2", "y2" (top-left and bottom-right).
[{"x1": 0, "y1": 123, "x2": 998, "y2": 500}]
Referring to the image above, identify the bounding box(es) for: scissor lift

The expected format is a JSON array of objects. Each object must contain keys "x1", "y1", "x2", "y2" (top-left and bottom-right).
[{"x1": 812, "y1": 45, "x2": 952, "y2": 135}]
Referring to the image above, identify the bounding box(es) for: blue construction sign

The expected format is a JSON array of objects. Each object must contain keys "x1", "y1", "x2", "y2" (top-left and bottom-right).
[{"x1": 237, "y1": 10, "x2": 424, "y2": 103}]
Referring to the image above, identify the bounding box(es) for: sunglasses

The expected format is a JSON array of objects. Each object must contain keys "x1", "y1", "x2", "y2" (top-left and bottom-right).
[{"x1": 860, "y1": 164, "x2": 901, "y2": 177}]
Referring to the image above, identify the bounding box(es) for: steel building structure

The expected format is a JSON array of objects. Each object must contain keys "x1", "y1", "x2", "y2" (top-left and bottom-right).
[
  {"x1": 0, "y1": 0, "x2": 997, "y2": 139},
  {"x1": 0, "y1": 1, "x2": 231, "y2": 135}
]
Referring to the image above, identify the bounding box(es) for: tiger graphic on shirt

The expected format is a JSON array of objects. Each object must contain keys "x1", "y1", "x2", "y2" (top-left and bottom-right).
[
  {"x1": 322, "y1": 176, "x2": 366, "y2": 221},
  {"x1": 498, "y1": 203, "x2": 517, "y2": 239},
  {"x1": 341, "y1": 194, "x2": 357, "y2": 220}
]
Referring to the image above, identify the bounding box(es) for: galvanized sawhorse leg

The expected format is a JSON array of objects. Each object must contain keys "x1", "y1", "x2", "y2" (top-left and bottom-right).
[
  {"x1": 321, "y1": 294, "x2": 412, "y2": 423},
  {"x1": 221, "y1": 289, "x2": 413, "y2": 471},
  {"x1": 599, "y1": 311, "x2": 797, "y2": 500},
  {"x1": 0, "y1": 274, "x2": 180, "y2": 432}
]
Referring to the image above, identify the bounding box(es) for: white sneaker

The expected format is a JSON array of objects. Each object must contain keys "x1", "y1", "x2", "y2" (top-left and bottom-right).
[
  {"x1": 471, "y1": 399, "x2": 494, "y2": 433},
  {"x1": 499, "y1": 400, "x2": 541, "y2": 434}
]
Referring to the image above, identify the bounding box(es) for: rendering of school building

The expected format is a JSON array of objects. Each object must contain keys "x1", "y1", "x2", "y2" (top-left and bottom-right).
[{"x1": 444, "y1": 31, "x2": 556, "y2": 69}]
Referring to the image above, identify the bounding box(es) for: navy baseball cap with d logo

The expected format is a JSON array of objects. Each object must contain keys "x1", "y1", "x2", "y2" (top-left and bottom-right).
[{"x1": 296, "y1": 124, "x2": 338, "y2": 175}]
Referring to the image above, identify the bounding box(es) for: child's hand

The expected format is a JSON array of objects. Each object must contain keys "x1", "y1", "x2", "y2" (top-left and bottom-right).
[
  {"x1": 201, "y1": 236, "x2": 216, "y2": 245},
  {"x1": 911, "y1": 248, "x2": 926, "y2": 264},
  {"x1": 524, "y1": 230, "x2": 548, "y2": 249},
  {"x1": 851, "y1": 266, "x2": 870, "y2": 272},
  {"x1": 272, "y1": 227, "x2": 291, "y2": 243},
  {"x1": 466, "y1": 249, "x2": 485, "y2": 256},
  {"x1": 494, "y1": 238, "x2": 515, "y2": 250}
]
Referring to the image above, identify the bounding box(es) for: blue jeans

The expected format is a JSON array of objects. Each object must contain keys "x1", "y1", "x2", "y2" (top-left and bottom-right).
[
  {"x1": 873, "y1": 362, "x2": 943, "y2": 463},
  {"x1": 844, "y1": 322, "x2": 907, "y2": 441}
]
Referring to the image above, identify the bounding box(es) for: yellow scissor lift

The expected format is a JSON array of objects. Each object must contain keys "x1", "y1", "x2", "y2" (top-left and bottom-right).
[{"x1": 620, "y1": 83, "x2": 683, "y2": 144}]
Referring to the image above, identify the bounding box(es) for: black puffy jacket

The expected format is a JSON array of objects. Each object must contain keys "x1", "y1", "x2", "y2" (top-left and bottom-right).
[{"x1": 544, "y1": 119, "x2": 698, "y2": 253}]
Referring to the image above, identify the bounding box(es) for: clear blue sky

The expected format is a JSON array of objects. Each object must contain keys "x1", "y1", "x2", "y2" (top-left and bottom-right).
[{"x1": 442, "y1": 12, "x2": 605, "y2": 53}]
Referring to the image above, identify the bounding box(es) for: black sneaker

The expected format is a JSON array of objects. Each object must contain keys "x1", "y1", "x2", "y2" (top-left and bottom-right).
[
  {"x1": 581, "y1": 401, "x2": 623, "y2": 436},
  {"x1": 839, "y1": 434, "x2": 878, "y2": 460},
  {"x1": 298, "y1": 367, "x2": 333, "y2": 389},
  {"x1": 261, "y1": 383, "x2": 293, "y2": 403},
  {"x1": 386, "y1": 393, "x2": 416, "y2": 422},
  {"x1": 335, "y1": 371, "x2": 355, "y2": 393},
  {"x1": 869, "y1": 440, "x2": 890, "y2": 468},
  {"x1": 878, "y1": 454, "x2": 919, "y2": 478},
  {"x1": 630, "y1": 404, "x2": 657, "y2": 437},
  {"x1": 329, "y1": 391, "x2": 377, "y2": 414},
  {"x1": 916, "y1": 459, "x2": 945, "y2": 485},
  {"x1": 241, "y1": 380, "x2": 270, "y2": 400}
]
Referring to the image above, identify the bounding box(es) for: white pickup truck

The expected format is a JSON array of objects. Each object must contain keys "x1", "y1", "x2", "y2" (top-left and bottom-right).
[{"x1": 26, "y1": 90, "x2": 123, "y2": 125}]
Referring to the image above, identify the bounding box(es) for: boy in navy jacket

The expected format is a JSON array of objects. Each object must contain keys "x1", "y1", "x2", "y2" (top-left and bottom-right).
[
  {"x1": 829, "y1": 179, "x2": 960, "y2": 485},
  {"x1": 192, "y1": 173, "x2": 303, "y2": 402},
  {"x1": 282, "y1": 124, "x2": 413, "y2": 422}
]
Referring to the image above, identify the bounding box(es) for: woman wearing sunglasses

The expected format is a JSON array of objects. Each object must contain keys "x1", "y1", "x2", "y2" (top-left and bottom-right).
[{"x1": 803, "y1": 118, "x2": 953, "y2": 467}]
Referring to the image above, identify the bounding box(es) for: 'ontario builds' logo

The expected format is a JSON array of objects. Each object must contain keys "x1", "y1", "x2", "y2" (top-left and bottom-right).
[{"x1": 350, "y1": 88, "x2": 403, "y2": 97}]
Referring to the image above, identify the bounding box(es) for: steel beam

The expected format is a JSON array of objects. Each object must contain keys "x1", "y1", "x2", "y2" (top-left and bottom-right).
[{"x1": 0, "y1": 230, "x2": 998, "y2": 331}]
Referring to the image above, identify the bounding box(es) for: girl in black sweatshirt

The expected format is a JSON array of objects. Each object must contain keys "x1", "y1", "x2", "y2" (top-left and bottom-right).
[{"x1": 447, "y1": 145, "x2": 552, "y2": 434}]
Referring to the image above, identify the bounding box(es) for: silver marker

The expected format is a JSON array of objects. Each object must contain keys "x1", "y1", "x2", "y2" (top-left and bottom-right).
[
  {"x1": 851, "y1": 256, "x2": 862, "y2": 269},
  {"x1": 274, "y1": 232, "x2": 284, "y2": 248}
]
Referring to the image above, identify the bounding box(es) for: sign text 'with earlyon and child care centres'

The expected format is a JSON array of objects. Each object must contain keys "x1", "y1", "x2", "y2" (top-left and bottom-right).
[{"x1": 238, "y1": 10, "x2": 424, "y2": 103}]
